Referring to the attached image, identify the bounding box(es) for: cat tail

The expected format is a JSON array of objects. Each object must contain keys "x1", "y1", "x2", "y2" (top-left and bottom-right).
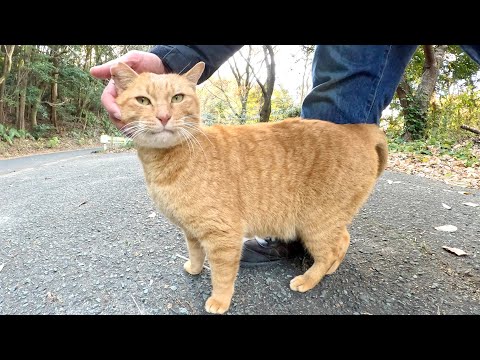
[{"x1": 375, "y1": 139, "x2": 388, "y2": 178}]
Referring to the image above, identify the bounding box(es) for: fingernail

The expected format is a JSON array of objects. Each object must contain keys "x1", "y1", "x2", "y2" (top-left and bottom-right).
[{"x1": 113, "y1": 112, "x2": 121, "y2": 120}]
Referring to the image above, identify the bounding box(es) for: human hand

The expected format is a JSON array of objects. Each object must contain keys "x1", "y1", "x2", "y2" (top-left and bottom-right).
[{"x1": 90, "y1": 50, "x2": 166, "y2": 130}]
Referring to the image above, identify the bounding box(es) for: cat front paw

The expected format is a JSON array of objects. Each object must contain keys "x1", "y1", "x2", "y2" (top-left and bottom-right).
[
  {"x1": 183, "y1": 260, "x2": 203, "y2": 275},
  {"x1": 205, "y1": 296, "x2": 230, "y2": 314},
  {"x1": 289, "y1": 274, "x2": 317, "y2": 292}
]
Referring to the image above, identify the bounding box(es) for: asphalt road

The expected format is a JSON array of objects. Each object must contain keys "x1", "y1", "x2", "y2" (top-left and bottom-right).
[
  {"x1": 0, "y1": 148, "x2": 102, "y2": 175},
  {"x1": 0, "y1": 151, "x2": 479, "y2": 315}
]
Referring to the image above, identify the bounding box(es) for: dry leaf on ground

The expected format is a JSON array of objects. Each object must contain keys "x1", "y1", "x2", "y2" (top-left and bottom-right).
[
  {"x1": 442, "y1": 246, "x2": 468, "y2": 256},
  {"x1": 435, "y1": 225, "x2": 458, "y2": 232},
  {"x1": 387, "y1": 150, "x2": 479, "y2": 190}
]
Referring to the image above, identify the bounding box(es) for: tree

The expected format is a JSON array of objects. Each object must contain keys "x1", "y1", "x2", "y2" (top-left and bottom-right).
[
  {"x1": 206, "y1": 46, "x2": 256, "y2": 123},
  {"x1": 393, "y1": 45, "x2": 480, "y2": 141},
  {"x1": 297, "y1": 45, "x2": 315, "y2": 104},
  {"x1": 28, "y1": 46, "x2": 53, "y2": 128},
  {"x1": 49, "y1": 46, "x2": 64, "y2": 131},
  {"x1": 0, "y1": 45, "x2": 15, "y2": 123},
  {"x1": 243, "y1": 45, "x2": 277, "y2": 122},
  {"x1": 255, "y1": 46, "x2": 276, "y2": 122},
  {"x1": 396, "y1": 45, "x2": 448, "y2": 140},
  {"x1": 16, "y1": 45, "x2": 33, "y2": 130}
]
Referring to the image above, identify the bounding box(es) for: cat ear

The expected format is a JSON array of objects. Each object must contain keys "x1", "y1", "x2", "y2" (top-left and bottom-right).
[
  {"x1": 110, "y1": 62, "x2": 138, "y2": 93},
  {"x1": 184, "y1": 62, "x2": 205, "y2": 84}
]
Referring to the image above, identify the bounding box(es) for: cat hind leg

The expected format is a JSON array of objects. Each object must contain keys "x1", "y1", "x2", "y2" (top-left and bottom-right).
[
  {"x1": 290, "y1": 226, "x2": 350, "y2": 293},
  {"x1": 326, "y1": 228, "x2": 350, "y2": 275}
]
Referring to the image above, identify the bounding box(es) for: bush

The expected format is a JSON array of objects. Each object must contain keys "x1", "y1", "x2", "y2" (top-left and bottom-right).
[
  {"x1": 32, "y1": 124, "x2": 55, "y2": 139},
  {"x1": 387, "y1": 136, "x2": 479, "y2": 167},
  {"x1": 0, "y1": 124, "x2": 34, "y2": 145},
  {"x1": 46, "y1": 136, "x2": 60, "y2": 148}
]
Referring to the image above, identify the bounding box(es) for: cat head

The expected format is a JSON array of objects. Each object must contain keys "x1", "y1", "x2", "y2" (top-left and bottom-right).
[{"x1": 111, "y1": 61, "x2": 205, "y2": 149}]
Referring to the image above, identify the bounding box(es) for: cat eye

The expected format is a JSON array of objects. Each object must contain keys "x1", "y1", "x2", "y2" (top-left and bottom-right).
[
  {"x1": 171, "y1": 94, "x2": 184, "y2": 103},
  {"x1": 136, "y1": 96, "x2": 151, "y2": 105}
]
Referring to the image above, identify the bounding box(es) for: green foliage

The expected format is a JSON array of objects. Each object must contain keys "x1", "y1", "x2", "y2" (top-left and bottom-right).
[
  {"x1": 121, "y1": 139, "x2": 135, "y2": 150},
  {"x1": 17, "y1": 129, "x2": 35, "y2": 140},
  {"x1": 388, "y1": 137, "x2": 479, "y2": 167},
  {"x1": 388, "y1": 138, "x2": 432, "y2": 154},
  {"x1": 427, "y1": 89, "x2": 480, "y2": 141},
  {"x1": 449, "y1": 141, "x2": 479, "y2": 167},
  {"x1": 31, "y1": 124, "x2": 55, "y2": 139},
  {"x1": 46, "y1": 136, "x2": 60, "y2": 148},
  {"x1": 0, "y1": 125, "x2": 34, "y2": 144},
  {"x1": 402, "y1": 93, "x2": 427, "y2": 140},
  {"x1": 29, "y1": 56, "x2": 55, "y2": 83},
  {"x1": 438, "y1": 45, "x2": 480, "y2": 91}
]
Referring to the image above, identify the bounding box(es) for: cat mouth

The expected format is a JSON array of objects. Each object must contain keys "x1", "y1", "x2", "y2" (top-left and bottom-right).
[{"x1": 149, "y1": 129, "x2": 174, "y2": 135}]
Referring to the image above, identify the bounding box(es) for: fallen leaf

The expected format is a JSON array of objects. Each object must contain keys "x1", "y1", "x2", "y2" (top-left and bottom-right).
[
  {"x1": 0, "y1": 263, "x2": 4, "y2": 273},
  {"x1": 435, "y1": 225, "x2": 458, "y2": 232},
  {"x1": 46, "y1": 291, "x2": 59, "y2": 302},
  {"x1": 442, "y1": 246, "x2": 468, "y2": 256},
  {"x1": 442, "y1": 203, "x2": 452, "y2": 210},
  {"x1": 148, "y1": 212, "x2": 156, "y2": 218},
  {"x1": 462, "y1": 202, "x2": 479, "y2": 207}
]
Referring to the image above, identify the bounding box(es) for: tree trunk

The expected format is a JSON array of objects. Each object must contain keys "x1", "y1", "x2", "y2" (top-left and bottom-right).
[
  {"x1": 50, "y1": 49, "x2": 60, "y2": 131},
  {"x1": 30, "y1": 83, "x2": 47, "y2": 129},
  {"x1": 16, "y1": 46, "x2": 33, "y2": 130},
  {"x1": 402, "y1": 45, "x2": 448, "y2": 140},
  {"x1": 258, "y1": 45, "x2": 275, "y2": 122},
  {"x1": 227, "y1": 46, "x2": 254, "y2": 124},
  {"x1": 0, "y1": 45, "x2": 15, "y2": 123}
]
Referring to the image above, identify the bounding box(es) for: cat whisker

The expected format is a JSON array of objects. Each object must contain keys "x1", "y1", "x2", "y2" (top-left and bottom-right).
[
  {"x1": 120, "y1": 121, "x2": 143, "y2": 130},
  {"x1": 121, "y1": 121, "x2": 146, "y2": 138},
  {"x1": 179, "y1": 120, "x2": 214, "y2": 147},
  {"x1": 124, "y1": 125, "x2": 146, "y2": 137},
  {"x1": 128, "y1": 126, "x2": 150, "y2": 141},
  {"x1": 178, "y1": 125, "x2": 207, "y2": 159},
  {"x1": 178, "y1": 128, "x2": 194, "y2": 158}
]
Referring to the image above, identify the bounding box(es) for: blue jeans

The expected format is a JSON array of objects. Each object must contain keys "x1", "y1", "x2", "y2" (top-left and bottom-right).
[{"x1": 301, "y1": 45, "x2": 480, "y2": 124}]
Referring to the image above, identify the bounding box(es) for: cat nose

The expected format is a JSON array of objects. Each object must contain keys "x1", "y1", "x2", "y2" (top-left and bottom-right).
[{"x1": 156, "y1": 112, "x2": 171, "y2": 126}]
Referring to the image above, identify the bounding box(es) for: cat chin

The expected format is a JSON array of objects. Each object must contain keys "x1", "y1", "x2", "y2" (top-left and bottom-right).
[{"x1": 134, "y1": 131, "x2": 182, "y2": 149}]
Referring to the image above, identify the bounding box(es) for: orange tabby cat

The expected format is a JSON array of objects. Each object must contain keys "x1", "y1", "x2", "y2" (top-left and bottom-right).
[{"x1": 111, "y1": 61, "x2": 388, "y2": 314}]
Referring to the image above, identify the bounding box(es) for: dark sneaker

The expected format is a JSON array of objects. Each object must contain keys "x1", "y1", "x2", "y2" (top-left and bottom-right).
[{"x1": 240, "y1": 236, "x2": 306, "y2": 267}]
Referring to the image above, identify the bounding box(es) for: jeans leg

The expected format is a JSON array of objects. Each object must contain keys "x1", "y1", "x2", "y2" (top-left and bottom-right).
[
  {"x1": 459, "y1": 45, "x2": 480, "y2": 65},
  {"x1": 301, "y1": 45, "x2": 418, "y2": 124}
]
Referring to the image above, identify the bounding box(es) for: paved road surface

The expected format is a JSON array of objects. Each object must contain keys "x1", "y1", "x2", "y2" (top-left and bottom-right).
[
  {"x1": 0, "y1": 148, "x2": 102, "y2": 175},
  {"x1": 0, "y1": 151, "x2": 478, "y2": 314}
]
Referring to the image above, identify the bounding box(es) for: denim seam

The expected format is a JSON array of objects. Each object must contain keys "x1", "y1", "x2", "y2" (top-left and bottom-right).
[{"x1": 365, "y1": 45, "x2": 392, "y2": 122}]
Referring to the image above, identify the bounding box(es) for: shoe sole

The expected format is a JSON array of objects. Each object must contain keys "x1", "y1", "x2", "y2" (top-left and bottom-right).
[{"x1": 239, "y1": 259, "x2": 284, "y2": 268}]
